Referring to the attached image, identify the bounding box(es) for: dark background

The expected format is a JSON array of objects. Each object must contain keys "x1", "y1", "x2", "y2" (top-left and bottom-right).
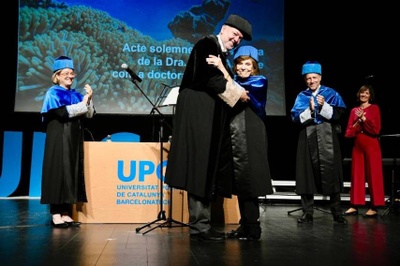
[{"x1": 2, "y1": 1, "x2": 399, "y2": 196}]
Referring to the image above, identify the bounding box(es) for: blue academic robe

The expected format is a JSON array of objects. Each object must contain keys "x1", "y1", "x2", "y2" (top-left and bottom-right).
[{"x1": 291, "y1": 85, "x2": 347, "y2": 195}]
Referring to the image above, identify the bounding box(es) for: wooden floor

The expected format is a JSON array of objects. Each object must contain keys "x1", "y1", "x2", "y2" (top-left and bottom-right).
[{"x1": 1, "y1": 198, "x2": 400, "y2": 266}]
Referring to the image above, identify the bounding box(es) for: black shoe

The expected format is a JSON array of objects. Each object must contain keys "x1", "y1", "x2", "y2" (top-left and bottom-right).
[
  {"x1": 209, "y1": 228, "x2": 225, "y2": 237},
  {"x1": 240, "y1": 231, "x2": 261, "y2": 241},
  {"x1": 226, "y1": 226, "x2": 247, "y2": 239},
  {"x1": 226, "y1": 226, "x2": 261, "y2": 240},
  {"x1": 333, "y1": 215, "x2": 348, "y2": 224},
  {"x1": 51, "y1": 220, "x2": 69, "y2": 228},
  {"x1": 297, "y1": 213, "x2": 313, "y2": 223},
  {"x1": 244, "y1": 225, "x2": 261, "y2": 240},
  {"x1": 190, "y1": 229, "x2": 226, "y2": 242},
  {"x1": 243, "y1": 235, "x2": 261, "y2": 241},
  {"x1": 66, "y1": 221, "x2": 81, "y2": 227}
]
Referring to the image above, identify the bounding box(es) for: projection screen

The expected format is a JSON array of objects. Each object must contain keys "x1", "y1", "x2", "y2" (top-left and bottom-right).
[{"x1": 16, "y1": 0, "x2": 285, "y2": 115}]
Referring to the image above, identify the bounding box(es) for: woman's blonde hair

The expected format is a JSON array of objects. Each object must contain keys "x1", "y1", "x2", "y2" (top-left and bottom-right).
[{"x1": 52, "y1": 71, "x2": 61, "y2": 85}]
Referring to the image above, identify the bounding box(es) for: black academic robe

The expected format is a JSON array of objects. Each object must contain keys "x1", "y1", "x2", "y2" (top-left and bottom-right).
[
  {"x1": 291, "y1": 85, "x2": 347, "y2": 195},
  {"x1": 40, "y1": 86, "x2": 88, "y2": 204},
  {"x1": 230, "y1": 75, "x2": 273, "y2": 197},
  {"x1": 165, "y1": 35, "x2": 234, "y2": 199}
]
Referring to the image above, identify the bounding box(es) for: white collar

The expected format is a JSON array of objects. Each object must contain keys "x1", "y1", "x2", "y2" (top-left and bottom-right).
[
  {"x1": 311, "y1": 85, "x2": 321, "y2": 96},
  {"x1": 216, "y1": 35, "x2": 227, "y2": 53}
]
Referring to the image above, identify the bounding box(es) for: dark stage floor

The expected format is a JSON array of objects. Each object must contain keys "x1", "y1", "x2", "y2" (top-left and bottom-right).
[{"x1": 1, "y1": 198, "x2": 400, "y2": 266}]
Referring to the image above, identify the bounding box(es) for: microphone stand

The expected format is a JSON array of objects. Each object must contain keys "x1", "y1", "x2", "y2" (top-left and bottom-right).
[
  {"x1": 128, "y1": 78, "x2": 187, "y2": 235},
  {"x1": 380, "y1": 134, "x2": 400, "y2": 216}
]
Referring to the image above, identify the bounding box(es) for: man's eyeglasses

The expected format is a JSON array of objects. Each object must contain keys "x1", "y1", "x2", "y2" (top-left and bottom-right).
[{"x1": 59, "y1": 72, "x2": 76, "y2": 77}]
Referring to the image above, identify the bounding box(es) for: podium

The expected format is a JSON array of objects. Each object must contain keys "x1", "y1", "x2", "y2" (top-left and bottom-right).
[{"x1": 73, "y1": 142, "x2": 239, "y2": 224}]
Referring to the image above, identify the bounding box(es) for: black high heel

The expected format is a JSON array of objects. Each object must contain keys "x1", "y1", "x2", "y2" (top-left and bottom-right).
[
  {"x1": 61, "y1": 215, "x2": 81, "y2": 227},
  {"x1": 51, "y1": 220, "x2": 69, "y2": 228}
]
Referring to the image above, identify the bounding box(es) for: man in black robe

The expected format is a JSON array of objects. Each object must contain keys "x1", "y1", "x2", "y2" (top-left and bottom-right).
[
  {"x1": 291, "y1": 61, "x2": 347, "y2": 224},
  {"x1": 165, "y1": 14, "x2": 252, "y2": 241}
]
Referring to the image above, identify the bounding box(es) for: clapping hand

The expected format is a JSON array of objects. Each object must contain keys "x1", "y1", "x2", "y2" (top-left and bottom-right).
[
  {"x1": 352, "y1": 107, "x2": 365, "y2": 127},
  {"x1": 84, "y1": 84, "x2": 93, "y2": 100},
  {"x1": 309, "y1": 96, "x2": 315, "y2": 111},
  {"x1": 355, "y1": 107, "x2": 364, "y2": 119}
]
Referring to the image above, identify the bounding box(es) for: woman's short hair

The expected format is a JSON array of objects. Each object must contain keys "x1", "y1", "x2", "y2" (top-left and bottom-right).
[
  {"x1": 357, "y1": 84, "x2": 375, "y2": 102},
  {"x1": 233, "y1": 56, "x2": 260, "y2": 76}
]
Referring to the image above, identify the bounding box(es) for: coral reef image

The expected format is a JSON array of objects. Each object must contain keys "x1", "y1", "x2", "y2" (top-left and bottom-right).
[
  {"x1": 17, "y1": 5, "x2": 192, "y2": 114},
  {"x1": 16, "y1": 0, "x2": 285, "y2": 115}
]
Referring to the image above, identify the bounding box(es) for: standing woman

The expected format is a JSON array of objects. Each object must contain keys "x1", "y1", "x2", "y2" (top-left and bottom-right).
[
  {"x1": 343, "y1": 85, "x2": 385, "y2": 217},
  {"x1": 208, "y1": 45, "x2": 273, "y2": 240},
  {"x1": 41, "y1": 56, "x2": 95, "y2": 227}
]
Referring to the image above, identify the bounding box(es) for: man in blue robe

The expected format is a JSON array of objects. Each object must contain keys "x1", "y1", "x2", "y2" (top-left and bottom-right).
[{"x1": 291, "y1": 61, "x2": 347, "y2": 224}]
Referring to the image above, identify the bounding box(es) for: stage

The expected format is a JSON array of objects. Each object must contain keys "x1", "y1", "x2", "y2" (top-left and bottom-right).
[{"x1": 1, "y1": 198, "x2": 400, "y2": 266}]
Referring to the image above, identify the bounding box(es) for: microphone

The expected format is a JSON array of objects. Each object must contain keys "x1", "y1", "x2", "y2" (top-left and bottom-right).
[{"x1": 121, "y1": 63, "x2": 142, "y2": 83}]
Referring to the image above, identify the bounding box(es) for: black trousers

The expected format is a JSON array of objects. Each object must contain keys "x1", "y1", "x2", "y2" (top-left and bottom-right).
[
  {"x1": 300, "y1": 192, "x2": 342, "y2": 216},
  {"x1": 238, "y1": 196, "x2": 260, "y2": 225},
  {"x1": 187, "y1": 193, "x2": 212, "y2": 234},
  {"x1": 50, "y1": 203, "x2": 71, "y2": 215}
]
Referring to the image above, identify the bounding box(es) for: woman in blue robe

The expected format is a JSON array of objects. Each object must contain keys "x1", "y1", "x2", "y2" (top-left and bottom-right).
[{"x1": 41, "y1": 56, "x2": 95, "y2": 228}]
